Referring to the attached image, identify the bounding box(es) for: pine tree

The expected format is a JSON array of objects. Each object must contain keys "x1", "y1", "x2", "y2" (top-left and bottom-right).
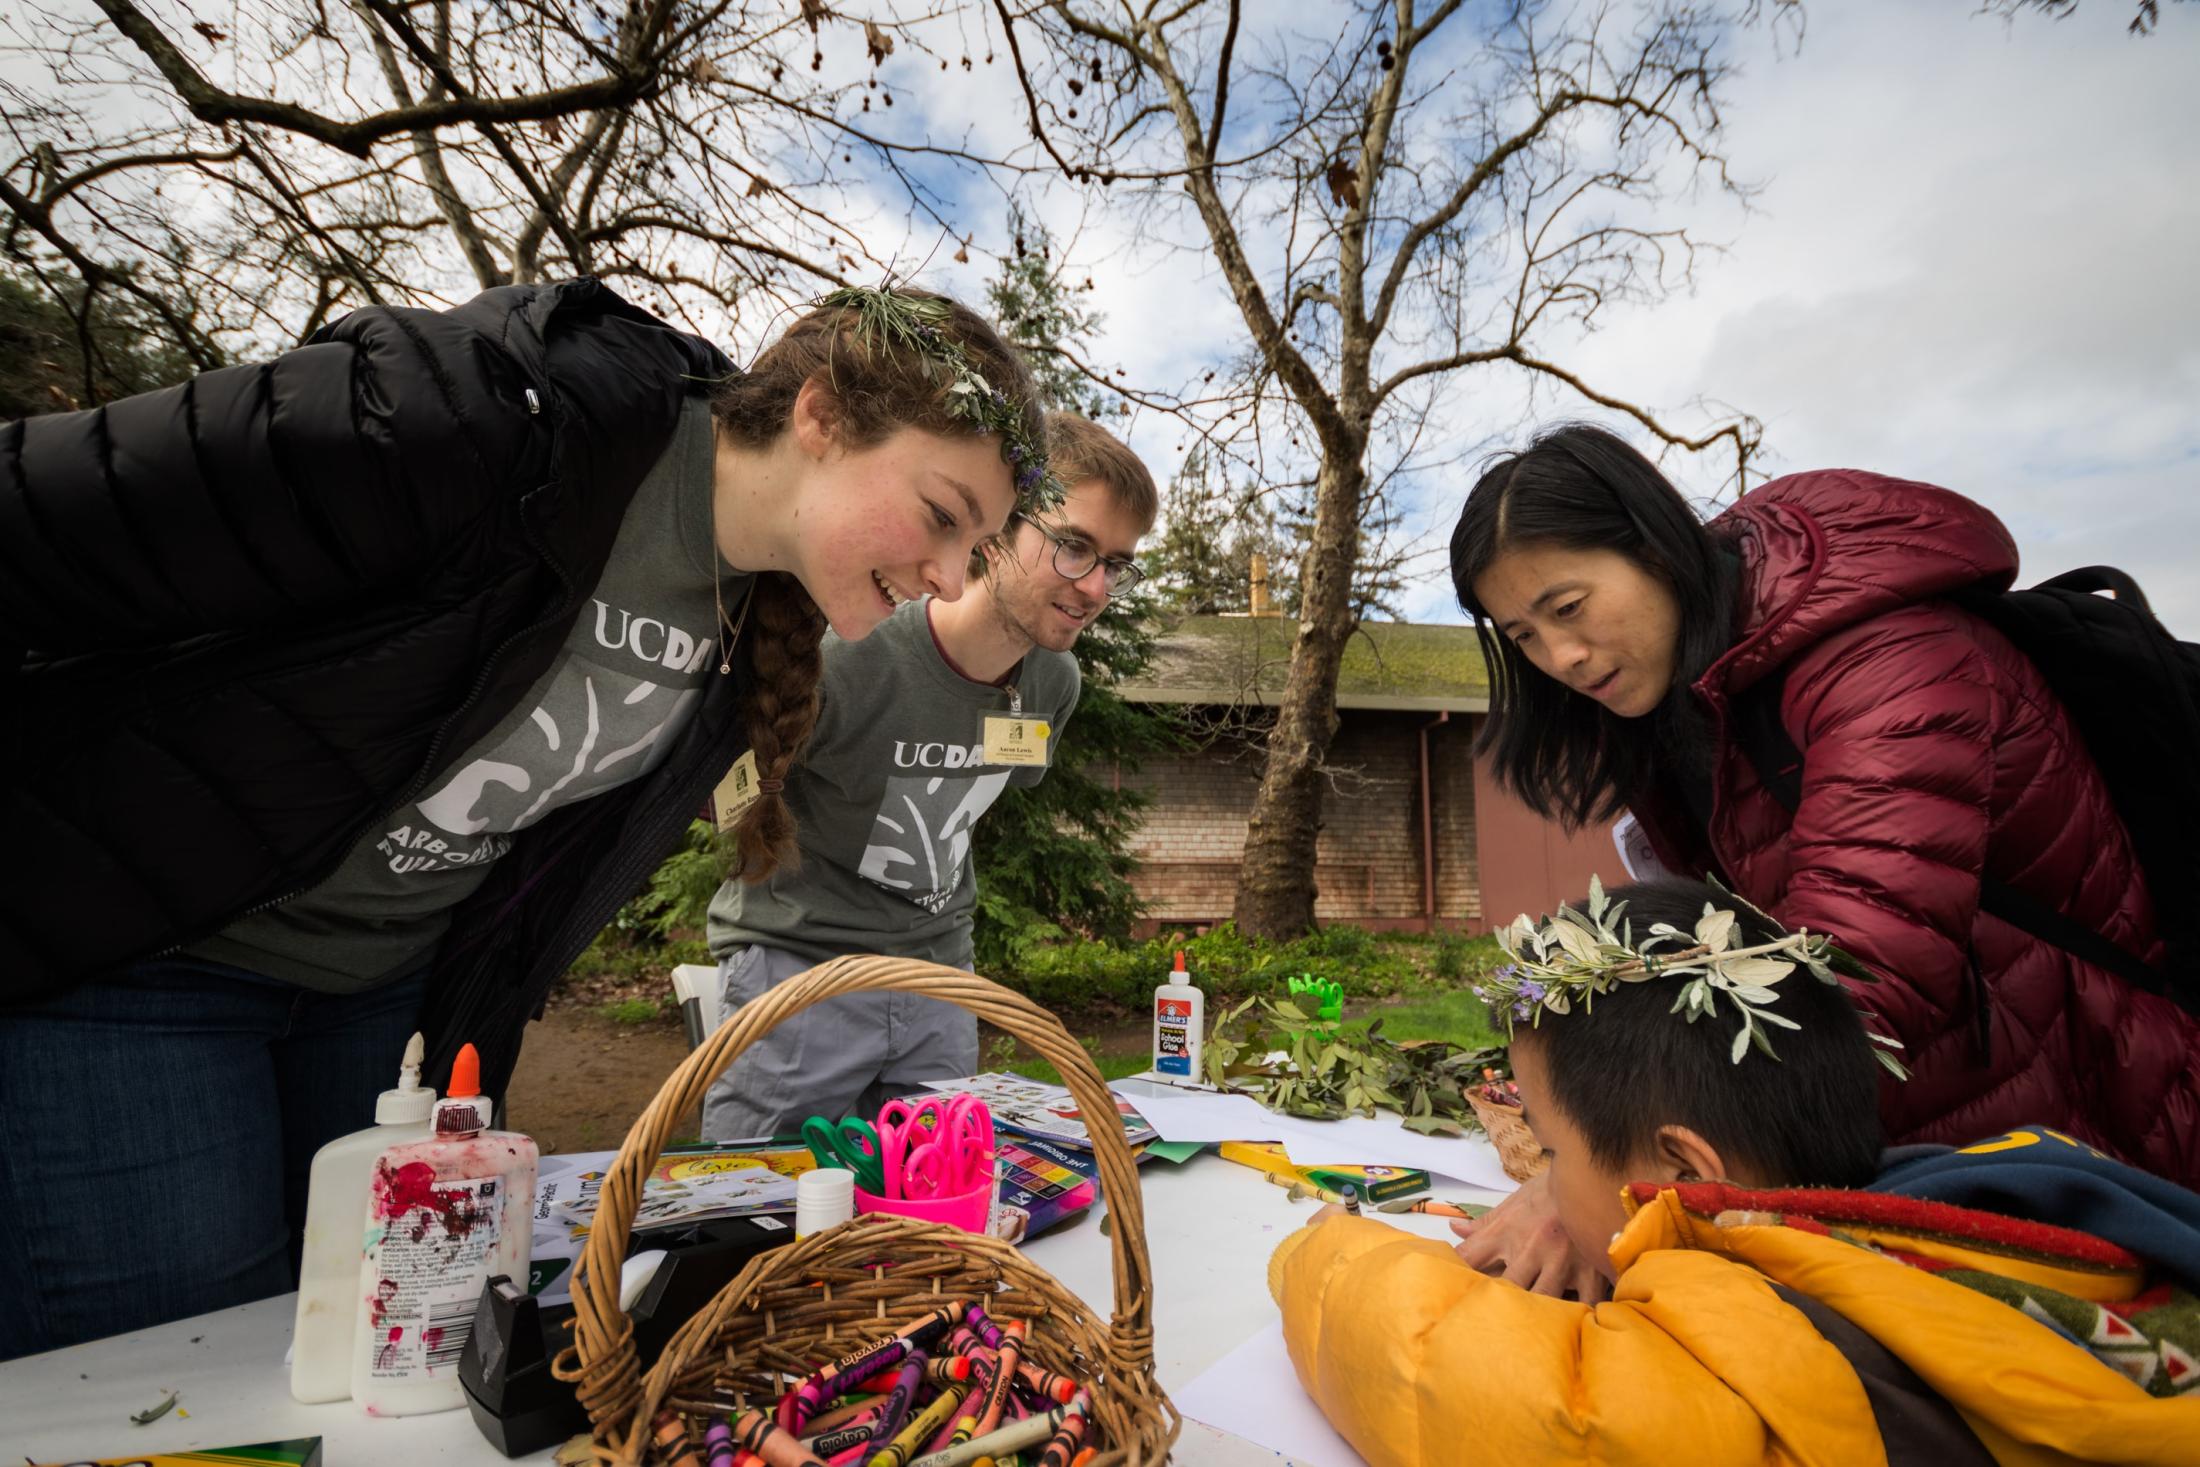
[{"x1": 973, "y1": 212, "x2": 1181, "y2": 970}]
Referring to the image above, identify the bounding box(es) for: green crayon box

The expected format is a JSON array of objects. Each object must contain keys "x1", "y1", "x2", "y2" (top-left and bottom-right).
[{"x1": 1218, "y1": 1140, "x2": 1429, "y2": 1203}]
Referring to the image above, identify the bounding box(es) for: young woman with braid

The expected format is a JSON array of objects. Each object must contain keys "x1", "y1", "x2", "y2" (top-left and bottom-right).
[{"x1": 0, "y1": 279, "x2": 1053, "y2": 1355}]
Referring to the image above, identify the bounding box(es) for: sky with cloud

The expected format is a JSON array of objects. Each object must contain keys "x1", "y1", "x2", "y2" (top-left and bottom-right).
[{"x1": 880, "y1": 1, "x2": 2198, "y2": 633}]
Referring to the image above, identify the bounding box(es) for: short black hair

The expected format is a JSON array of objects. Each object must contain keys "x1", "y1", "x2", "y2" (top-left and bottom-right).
[
  {"x1": 1500, "y1": 879, "x2": 1885, "y2": 1188},
  {"x1": 1449, "y1": 424, "x2": 1741, "y2": 829}
]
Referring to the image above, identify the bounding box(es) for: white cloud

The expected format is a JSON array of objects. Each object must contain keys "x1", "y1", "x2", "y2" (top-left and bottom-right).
[
  {"x1": 1026, "y1": 1, "x2": 2198, "y2": 634},
  {"x1": 1521, "y1": 0, "x2": 2200, "y2": 630}
]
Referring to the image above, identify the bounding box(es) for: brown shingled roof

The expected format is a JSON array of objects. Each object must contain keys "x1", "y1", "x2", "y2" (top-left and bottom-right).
[{"x1": 1119, "y1": 615, "x2": 1490, "y2": 712}]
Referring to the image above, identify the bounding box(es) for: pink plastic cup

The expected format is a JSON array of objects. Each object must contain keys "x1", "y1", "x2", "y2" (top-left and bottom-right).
[{"x1": 854, "y1": 1176, "x2": 995, "y2": 1234}]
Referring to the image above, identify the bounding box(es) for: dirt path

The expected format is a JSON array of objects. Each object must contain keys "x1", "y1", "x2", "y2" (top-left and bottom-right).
[{"x1": 505, "y1": 1010, "x2": 697, "y2": 1154}]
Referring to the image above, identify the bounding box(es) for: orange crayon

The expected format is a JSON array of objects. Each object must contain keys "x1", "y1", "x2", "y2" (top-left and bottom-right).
[{"x1": 732, "y1": 1407, "x2": 831, "y2": 1467}]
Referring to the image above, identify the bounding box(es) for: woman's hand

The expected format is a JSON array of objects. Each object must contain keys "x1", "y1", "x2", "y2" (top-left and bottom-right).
[{"x1": 1450, "y1": 1171, "x2": 1609, "y2": 1302}]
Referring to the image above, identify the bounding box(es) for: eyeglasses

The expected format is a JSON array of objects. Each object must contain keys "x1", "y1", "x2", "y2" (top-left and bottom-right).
[{"x1": 1025, "y1": 519, "x2": 1144, "y2": 594}]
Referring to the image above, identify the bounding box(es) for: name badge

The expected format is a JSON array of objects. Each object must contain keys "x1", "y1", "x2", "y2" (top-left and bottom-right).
[
  {"x1": 712, "y1": 749, "x2": 762, "y2": 831},
  {"x1": 981, "y1": 714, "x2": 1051, "y2": 767}
]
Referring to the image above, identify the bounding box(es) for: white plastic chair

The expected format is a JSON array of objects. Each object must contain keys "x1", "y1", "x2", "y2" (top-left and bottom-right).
[{"x1": 670, "y1": 963, "x2": 725, "y2": 1051}]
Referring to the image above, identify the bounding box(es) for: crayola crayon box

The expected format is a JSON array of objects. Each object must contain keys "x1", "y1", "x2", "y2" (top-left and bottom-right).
[
  {"x1": 1218, "y1": 1140, "x2": 1430, "y2": 1203},
  {"x1": 35, "y1": 1438, "x2": 323, "y2": 1467}
]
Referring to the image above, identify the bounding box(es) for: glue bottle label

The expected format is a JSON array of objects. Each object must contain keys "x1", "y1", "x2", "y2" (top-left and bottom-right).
[
  {"x1": 1155, "y1": 997, "x2": 1194, "y2": 1075},
  {"x1": 362, "y1": 1170, "x2": 503, "y2": 1381}
]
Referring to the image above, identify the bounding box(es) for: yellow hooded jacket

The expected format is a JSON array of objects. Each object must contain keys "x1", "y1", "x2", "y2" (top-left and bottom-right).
[{"x1": 1269, "y1": 1189, "x2": 2200, "y2": 1466}]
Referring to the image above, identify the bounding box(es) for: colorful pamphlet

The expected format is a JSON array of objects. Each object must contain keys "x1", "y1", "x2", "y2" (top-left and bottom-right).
[
  {"x1": 34, "y1": 1440, "x2": 324, "y2": 1467},
  {"x1": 922, "y1": 1073, "x2": 1157, "y2": 1150},
  {"x1": 1218, "y1": 1139, "x2": 1430, "y2": 1203},
  {"x1": 529, "y1": 1142, "x2": 817, "y2": 1302}
]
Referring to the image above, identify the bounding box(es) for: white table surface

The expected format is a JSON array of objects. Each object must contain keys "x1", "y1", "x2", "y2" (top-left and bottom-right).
[{"x1": 3, "y1": 1151, "x2": 1504, "y2": 1465}]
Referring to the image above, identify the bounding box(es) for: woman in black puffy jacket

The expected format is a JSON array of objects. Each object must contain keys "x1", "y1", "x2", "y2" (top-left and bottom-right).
[{"x1": 0, "y1": 279, "x2": 1054, "y2": 1354}]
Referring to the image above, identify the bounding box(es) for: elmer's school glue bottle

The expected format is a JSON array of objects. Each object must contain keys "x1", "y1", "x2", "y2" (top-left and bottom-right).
[
  {"x1": 290, "y1": 1031, "x2": 436, "y2": 1403},
  {"x1": 351, "y1": 1042, "x2": 538, "y2": 1417},
  {"x1": 1152, "y1": 949, "x2": 1206, "y2": 1083}
]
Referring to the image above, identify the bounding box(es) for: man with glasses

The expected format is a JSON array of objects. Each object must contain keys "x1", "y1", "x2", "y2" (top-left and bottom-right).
[{"x1": 702, "y1": 414, "x2": 1159, "y2": 1141}]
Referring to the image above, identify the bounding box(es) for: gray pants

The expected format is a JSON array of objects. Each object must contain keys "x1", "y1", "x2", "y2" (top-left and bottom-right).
[{"x1": 699, "y1": 944, "x2": 979, "y2": 1141}]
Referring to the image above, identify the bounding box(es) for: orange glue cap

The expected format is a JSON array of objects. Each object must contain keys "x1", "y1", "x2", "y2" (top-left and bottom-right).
[{"x1": 448, "y1": 1042, "x2": 483, "y2": 1099}]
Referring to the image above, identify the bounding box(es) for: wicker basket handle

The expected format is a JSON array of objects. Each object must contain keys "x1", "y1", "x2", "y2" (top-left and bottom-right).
[{"x1": 564, "y1": 955, "x2": 1160, "y2": 1443}]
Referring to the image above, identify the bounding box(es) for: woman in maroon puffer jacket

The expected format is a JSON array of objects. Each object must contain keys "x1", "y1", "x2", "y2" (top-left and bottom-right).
[{"x1": 1444, "y1": 424, "x2": 2198, "y2": 1298}]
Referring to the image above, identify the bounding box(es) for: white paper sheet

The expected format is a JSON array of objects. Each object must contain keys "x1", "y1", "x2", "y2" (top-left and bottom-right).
[
  {"x1": 1175, "y1": 1321, "x2": 1366, "y2": 1467},
  {"x1": 1109, "y1": 1077, "x2": 1520, "y2": 1193}
]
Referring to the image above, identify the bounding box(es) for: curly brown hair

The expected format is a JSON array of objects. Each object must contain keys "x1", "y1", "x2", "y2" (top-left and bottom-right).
[{"x1": 709, "y1": 289, "x2": 1044, "y2": 882}]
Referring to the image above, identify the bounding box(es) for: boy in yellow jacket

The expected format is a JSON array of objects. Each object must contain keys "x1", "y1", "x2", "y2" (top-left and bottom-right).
[{"x1": 1270, "y1": 878, "x2": 2200, "y2": 1466}]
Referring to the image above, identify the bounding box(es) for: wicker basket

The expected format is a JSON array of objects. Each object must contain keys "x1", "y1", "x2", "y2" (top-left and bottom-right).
[
  {"x1": 1465, "y1": 1089, "x2": 1547, "y2": 1184},
  {"x1": 551, "y1": 954, "x2": 1180, "y2": 1465}
]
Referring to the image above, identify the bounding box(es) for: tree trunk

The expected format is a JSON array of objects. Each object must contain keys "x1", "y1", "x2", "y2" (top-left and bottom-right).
[{"x1": 1233, "y1": 445, "x2": 1367, "y2": 937}]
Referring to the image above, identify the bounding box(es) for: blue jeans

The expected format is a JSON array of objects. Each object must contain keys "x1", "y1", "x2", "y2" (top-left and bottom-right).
[{"x1": 0, "y1": 958, "x2": 429, "y2": 1359}]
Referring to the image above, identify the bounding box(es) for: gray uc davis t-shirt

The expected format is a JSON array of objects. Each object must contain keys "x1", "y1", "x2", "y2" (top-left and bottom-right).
[
  {"x1": 708, "y1": 598, "x2": 1080, "y2": 971},
  {"x1": 193, "y1": 400, "x2": 742, "y2": 991}
]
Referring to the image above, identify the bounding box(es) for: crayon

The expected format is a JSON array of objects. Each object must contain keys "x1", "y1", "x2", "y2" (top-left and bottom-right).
[
  {"x1": 1341, "y1": 1182, "x2": 1362, "y2": 1216},
  {"x1": 1031, "y1": 1391, "x2": 1090, "y2": 1467},
  {"x1": 804, "y1": 1399, "x2": 888, "y2": 1437},
  {"x1": 731, "y1": 1407, "x2": 832, "y2": 1467},
  {"x1": 787, "y1": 1303, "x2": 968, "y2": 1431},
  {"x1": 1012, "y1": 1359, "x2": 1078, "y2": 1406},
  {"x1": 860, "y1": 1354, "x2": 930, "y2": 1453},
  {"x1": 856, "y1": 1355, "x2": 970, "y2": 1393},
  {"x1": 904, "y1": 1398, "x2": 1073, "y2": 1467},
  {"x1": 1067, "y1": 1451, "x2": 1096, "y2": 1467},
  {"x1": 961, "y1": 1303, "x2": 1006, "y2": 1350},
  {"x1": 708, "y1": 1419, "x2": 738, "y2": 1467},
  {"x1": 937, "y1": 1352, "x2": 1000, "y2": 1451},
  {"x1": 968, "y1": 1320, "x2": 1024, "y2": 1442},
  {"x1": 1375, "y1": 1196, "x2": 1491, "y2": 1220},
  {"x1": 654, "y1": 1410, "x2": 703, "y2": 1466},
  {"x1": 865, "y1": 1380, "x2": 971, "y2": 1467},
  {"x1": 808, "y1": 1422, "x2": 884, "y2": 1458}
]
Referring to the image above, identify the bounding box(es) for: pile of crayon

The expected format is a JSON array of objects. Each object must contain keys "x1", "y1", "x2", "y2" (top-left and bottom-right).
[{"x1": 648, "y1": 1299, "x2": 1099, "y2": 1467}]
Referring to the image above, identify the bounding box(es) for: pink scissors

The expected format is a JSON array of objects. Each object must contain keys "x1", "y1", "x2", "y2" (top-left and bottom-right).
[{"x1": 876, "y1": 1095, "x2": 995, "y2": 1200}]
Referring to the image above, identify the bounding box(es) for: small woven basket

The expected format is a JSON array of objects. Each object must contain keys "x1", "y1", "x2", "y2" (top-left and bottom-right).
[
  {"x1": 1465, "y1": 1089, "x2": 1547, "y2": 1184},
  {"x1": 551, "y1": 954, "x2": 1180, "y2": 1464}
]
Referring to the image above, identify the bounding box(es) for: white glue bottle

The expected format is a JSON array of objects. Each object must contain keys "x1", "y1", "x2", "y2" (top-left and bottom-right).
[
  {"x1": 290, "y1": 1031, "x2": 436, "y2": 1403},
  {"x1": 1152, "y1": 948, "x2": 1206, "y2": 1083},
  {"x1": 351, "y1": 1041, "x2": 538, "y2": 1417}
]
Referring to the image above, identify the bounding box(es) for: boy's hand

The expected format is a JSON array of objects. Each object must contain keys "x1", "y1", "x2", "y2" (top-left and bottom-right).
[
  {"x1": 1310, "y1": 1202, "x2": 1347, "y2": 1225},
  {"x1": 1450, "y1": 1171, "x2": 1609, "y2": 1302}
]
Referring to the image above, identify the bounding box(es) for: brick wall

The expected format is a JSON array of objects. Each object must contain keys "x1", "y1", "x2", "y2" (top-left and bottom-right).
[{"x1": 1116, "y1": 709, "x2": 1483, "y2": 930}]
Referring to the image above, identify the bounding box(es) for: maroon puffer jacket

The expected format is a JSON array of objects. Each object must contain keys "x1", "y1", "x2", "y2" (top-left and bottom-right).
[{"x1": 1630, "y1": 469, "x2": 2200, "y2": 1187}]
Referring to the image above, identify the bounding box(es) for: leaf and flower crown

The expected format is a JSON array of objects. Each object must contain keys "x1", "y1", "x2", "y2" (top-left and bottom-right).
[
  {"x1": 815, "y1": 285, "x2": 1064, "y2": 513},
  {"x1": 1474, "y1": 877, "x2": 1910, "y2": 1078}
]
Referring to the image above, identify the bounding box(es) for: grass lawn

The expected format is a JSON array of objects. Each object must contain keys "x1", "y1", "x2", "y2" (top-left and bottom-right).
[
  {"x1": 1340, "y1": 988, "x2": 1502, "y2": 1051},
  {"x1": 993, "y1": 1050, "x2": 1154, "y2": 1087}
]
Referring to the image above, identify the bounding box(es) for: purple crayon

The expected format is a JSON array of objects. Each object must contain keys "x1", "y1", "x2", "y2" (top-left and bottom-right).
[
  {"x1": 960, "y1": 1303, "x2": 1006, "y2": 1350},
  {"x1": 707, "y1": 1419, "x2": 738, "y2": 1467},
  {"x1": 858, "y1": 1353, "x2": 929, "y2": 1454},
  {"x1": 787, "y1": 1303, "x2": 963, "y2": 1433}
]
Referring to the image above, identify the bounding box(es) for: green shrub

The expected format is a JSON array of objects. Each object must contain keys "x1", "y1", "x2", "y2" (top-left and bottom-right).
[{"x1": 995, "y1": 923, "x2": 1468, "y2": 1016}]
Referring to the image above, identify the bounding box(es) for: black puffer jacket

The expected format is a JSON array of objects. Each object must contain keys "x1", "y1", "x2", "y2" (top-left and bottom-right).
[{"x1": 2, "y1": 279, "x2": 745, "y2": 1096}]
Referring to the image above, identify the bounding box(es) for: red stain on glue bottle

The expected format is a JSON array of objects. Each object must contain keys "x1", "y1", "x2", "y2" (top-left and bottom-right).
[{"x1": 351, "y1": 1041, "x2": 537, "y2": 1417}]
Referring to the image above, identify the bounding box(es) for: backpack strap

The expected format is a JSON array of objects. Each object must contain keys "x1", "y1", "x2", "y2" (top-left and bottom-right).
[{"x1": 1731, "y1": 669, "x2": 2193, "y2": 1015}]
